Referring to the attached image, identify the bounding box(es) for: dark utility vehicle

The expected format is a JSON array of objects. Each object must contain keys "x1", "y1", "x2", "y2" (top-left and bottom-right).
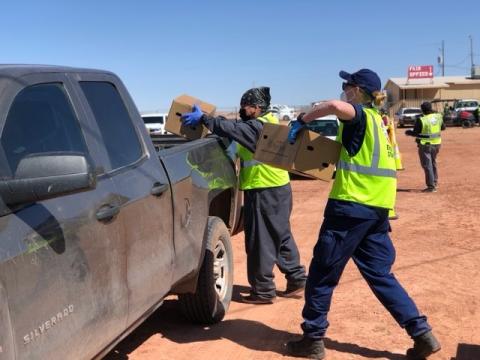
[
  {"x1": 432, "y1": 99, "x2": 479, "y2": 127},
  {"x1": 0, "y1": 65, "x2": 242, "y2": 360}
]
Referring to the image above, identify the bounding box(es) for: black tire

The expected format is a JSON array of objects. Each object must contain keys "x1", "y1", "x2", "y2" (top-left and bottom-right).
[{"x1": 178, "y1": 216, "x2": 233, "y2": 324}]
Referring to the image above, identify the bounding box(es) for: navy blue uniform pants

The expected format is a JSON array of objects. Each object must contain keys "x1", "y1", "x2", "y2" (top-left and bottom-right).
[
  {"x1": 302, "y1": 215, "x2": 431, "y2": 339},
  {"x1": 244, "y1": 183, "x2": 306, "y2": 299}
]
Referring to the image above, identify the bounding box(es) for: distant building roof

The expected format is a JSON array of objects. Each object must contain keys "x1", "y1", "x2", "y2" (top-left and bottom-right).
[{"x1": 386, "y1": 76, "x2": 480, "y2": 90}]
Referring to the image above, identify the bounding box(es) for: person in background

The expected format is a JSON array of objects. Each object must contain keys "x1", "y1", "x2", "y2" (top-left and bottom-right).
[
  {"x1": 286, "y1": 69, "x2": 441, "y2": 360},
  {"x1": 474, "y1": 104, "x2": 480, "y2": 125},
  {"x1": 181, "y1": 87, "x2": 307, "y2": 304},
  {"x1": 405, "y1": 101, "x2": 445, "y2": 193}
]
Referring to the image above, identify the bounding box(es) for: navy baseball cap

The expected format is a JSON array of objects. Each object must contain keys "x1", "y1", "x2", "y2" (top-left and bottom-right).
[{"x1": 339, "y1": 69, "x2": 381, "y2": 96}]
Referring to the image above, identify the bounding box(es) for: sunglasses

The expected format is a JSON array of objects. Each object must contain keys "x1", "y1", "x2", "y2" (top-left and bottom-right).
[{"x1": 342, "y1": 82, "x2": 358, "y2": 91}]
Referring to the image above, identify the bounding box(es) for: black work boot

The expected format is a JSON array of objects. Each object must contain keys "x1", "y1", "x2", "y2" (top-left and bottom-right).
[
  {"x1": 406, "y1": 331, "x2": 441, "y2": 359},
  {"x1": 286, "y1": 336, "x2": 325, "y2": 359},
  {"x1": 279, "y1": 280, "x2": 306, "y2": 298},
  {"x1": 241, "y1": 293, "x2": 275, "y2": 304}
]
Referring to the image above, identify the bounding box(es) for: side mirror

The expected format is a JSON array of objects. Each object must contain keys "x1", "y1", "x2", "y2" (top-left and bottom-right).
[{"x1": 0, "y1": 153, "x2": 96, "y2": 206}]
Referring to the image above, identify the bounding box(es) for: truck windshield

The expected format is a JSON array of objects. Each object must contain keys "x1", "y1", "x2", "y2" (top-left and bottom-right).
[
  {"x1": 404, "y1": 109, "x2": 421, "y2": 114},
  {"x1": 307, "y1": 120, "x2": 338, "y2": 136},
  {"x1": 455, "y1": 101, "x2": 478, "y2": 108},
  {"x1": 143, "y1": 116, "x2": 164, "y2": 124}
]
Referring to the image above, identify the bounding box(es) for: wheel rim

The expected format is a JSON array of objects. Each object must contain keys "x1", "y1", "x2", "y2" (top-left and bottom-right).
[{"x1": 213, "y1": 238, "x2": 229, "y2": 300}]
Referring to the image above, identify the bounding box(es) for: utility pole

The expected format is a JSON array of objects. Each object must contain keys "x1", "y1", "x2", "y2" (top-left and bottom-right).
[
  {"x1": 441, "y1": 40, "x2": 445, "y2": 76},
  {"x1": 437, "y1": 41, "x2": 445, "y2": 76},
  {"x1": 469, "y1": 35, "x2": 474, "y2": 67}
]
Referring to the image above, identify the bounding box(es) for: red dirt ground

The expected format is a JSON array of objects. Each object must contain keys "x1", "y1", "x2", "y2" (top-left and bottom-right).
[{"x1": 105, "y1": 126, "x2": 480, "y2": 360}]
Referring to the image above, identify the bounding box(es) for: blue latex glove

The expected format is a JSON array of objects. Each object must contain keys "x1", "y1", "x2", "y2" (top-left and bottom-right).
[
  {"x1": 181, "y1": 104, "x2": 204, "y2": 127},
  {"x1": 288, "y1": 116, "x2": 306, "y2": 144}
]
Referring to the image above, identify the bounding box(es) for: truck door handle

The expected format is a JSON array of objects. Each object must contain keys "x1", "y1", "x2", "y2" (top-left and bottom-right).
[
  {"x1": 96, "y1": 205, "x2": 120, "y2": 222},
  {"x1": 151, "y1": 183, "x2": 169, "y2": 196}
]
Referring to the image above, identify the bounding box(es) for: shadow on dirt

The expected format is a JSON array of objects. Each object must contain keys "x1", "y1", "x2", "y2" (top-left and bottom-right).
[
  {"x1": 105, "y1": 299, "x2": 406, "y2": 360},
  {"x1": 104, "y1": 299, "x2": 294, "y2": 359},
  {"x1": 323, "y1": 338, "x2": 404, "y2": 360},
  {"x1": 397, "y1": 188, "x2": 423, "y2": 193},
  {"x1": 451, "y1": 343, "x2": 480, "y2": 360}
]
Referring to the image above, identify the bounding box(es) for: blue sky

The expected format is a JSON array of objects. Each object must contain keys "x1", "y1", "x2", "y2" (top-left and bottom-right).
[{"x1": 1, "y1": 0, "x2": 479, "y2": 111}]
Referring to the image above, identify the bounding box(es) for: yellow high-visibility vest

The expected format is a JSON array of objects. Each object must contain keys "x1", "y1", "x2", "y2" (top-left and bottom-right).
[
  {"x1": 329, "y1": 107, "x2": 397, "y2": 209},
  {"x1": 418, "y1": 113, "x2": 442, "y2": 145},
  {"x1": 237, "y1": 112, "x2": 290, "y2": 190}
]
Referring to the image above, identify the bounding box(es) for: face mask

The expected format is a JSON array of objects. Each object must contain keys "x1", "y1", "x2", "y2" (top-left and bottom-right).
[
  {"x1": 340, "y1": 87, "x2": 358, "y2": 103},
  {"x1": 239, "y1": 108, "x2": 250, "y2": 121}
]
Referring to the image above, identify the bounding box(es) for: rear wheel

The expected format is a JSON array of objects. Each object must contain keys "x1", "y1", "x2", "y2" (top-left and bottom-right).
[{"x1": 178, "y1": 216, "x2": 233, "y2": 324}]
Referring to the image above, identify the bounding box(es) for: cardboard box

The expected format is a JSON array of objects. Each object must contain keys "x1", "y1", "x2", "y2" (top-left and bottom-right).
[
  {"x1": 165, "y1": 94, "x2": 216, "y2": 140},
  {"x1": 254, "y1": 123, "x2": 342, "y2": 181}
]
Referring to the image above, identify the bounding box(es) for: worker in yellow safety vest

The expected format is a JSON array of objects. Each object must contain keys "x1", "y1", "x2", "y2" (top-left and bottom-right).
[
  {"x1": 405, "y1": 101, "x2": 445, "y2": 192},
  {"x1": 286, "y1": 69, "x2": 441, "y2": 360},
  {"x1": 181, "y1": 87, "x2": 307, "y2": 305}
]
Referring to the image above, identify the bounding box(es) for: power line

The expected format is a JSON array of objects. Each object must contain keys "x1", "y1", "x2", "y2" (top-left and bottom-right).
[{"x1": 447, "y1": 55, "x2": 469, "y2": 67}]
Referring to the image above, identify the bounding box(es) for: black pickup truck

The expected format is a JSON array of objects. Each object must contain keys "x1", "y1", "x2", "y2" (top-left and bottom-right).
[{"x1": 0, "y1": 65, "x2": 242, "y2": 359}]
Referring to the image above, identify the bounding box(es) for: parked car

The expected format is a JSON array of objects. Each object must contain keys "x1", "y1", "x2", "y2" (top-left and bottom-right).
[
  {"x1": 0, "y1": 65, "x2": 242, "y2": 360},
  {"x1": 288, "y1": 115, "x2": 339, "y2": 141},
  {"x1": 141, "y1": 112, "x2": 168, "y2": 135},
  {"x1": 394, "y1": 107, "x2": 422, "y2": 127},
  {"x1": 270, "y1": 104, "x2": 295, "y2": 122}
]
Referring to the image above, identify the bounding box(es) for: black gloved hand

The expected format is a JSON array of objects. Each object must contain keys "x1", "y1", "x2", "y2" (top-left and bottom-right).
[{"x1": 405, "y1": 129, "x2": 415, "y2": 136}]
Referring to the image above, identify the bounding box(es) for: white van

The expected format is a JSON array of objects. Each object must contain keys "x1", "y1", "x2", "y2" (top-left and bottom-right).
[
  {"x1": 270, "y1": 104, "x2": 295, "y2": 122},
  {"x1": 141, "y1": 112, "x2": 168, "y2": 135}
]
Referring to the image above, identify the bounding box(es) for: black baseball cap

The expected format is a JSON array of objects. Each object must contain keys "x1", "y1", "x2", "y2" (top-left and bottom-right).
[{"x1": 421, "y1": 101, "x2": 433, "y2": 113}]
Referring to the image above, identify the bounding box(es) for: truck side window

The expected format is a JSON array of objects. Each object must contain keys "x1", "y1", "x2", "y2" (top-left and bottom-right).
[
  {"x1": 1, "y1": 83, "x2": 88, "y2": 176},
  {"x1": 80, "y1": 82, "x2": 142, "y2": 171}
]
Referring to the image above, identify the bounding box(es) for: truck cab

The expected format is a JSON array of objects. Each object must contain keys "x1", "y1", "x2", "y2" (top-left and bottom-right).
[{"x1": 0, "y1": 65, "x2": 240, "y2": 360}]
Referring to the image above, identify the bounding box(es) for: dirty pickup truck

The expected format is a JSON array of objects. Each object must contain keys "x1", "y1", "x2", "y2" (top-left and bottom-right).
[{"x1": 0, "y1": 65, "x2": 242, "y2": 359}]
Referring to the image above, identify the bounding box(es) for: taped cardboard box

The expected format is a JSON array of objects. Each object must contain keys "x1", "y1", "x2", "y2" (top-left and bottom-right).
[
  {"x1": 165, "y1": 94, "x2": 216, "y2": 140},
  {"x1": 254, "y1": 123, "x2": 341, "y2": 181}
]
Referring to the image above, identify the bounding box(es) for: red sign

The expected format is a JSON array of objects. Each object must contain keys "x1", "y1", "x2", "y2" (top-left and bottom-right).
[{"x1": 408, "y1": 65, "x2": 434, "y2": 79}]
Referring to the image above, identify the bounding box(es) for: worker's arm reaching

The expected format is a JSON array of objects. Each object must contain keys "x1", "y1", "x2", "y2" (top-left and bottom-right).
[
  {"x1": 289, "y1": 102, "x2": 368, "y2": 157},
  {"x1": 181, "y1": 104, "x2": 262, "y2": 153},
  {"x1": 202, "y1": 115, "x2": 262, "y2": 153},
  {"x1": 405, "y1": 117, "x2": 423, "y2": 137},
  {"x1": 303, "y1": 100, "x2": 356, "y2": 122}
]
